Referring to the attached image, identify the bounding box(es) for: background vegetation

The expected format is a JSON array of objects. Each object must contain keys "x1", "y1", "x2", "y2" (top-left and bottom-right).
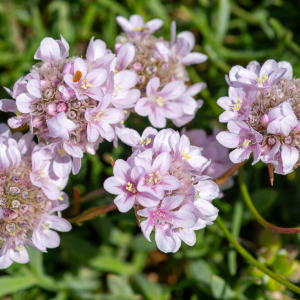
[{"x1": 1, "y1": 0, "x2": 300, "y2": 299}]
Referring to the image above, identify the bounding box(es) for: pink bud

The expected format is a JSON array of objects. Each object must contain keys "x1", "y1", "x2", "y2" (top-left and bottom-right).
[
  {"x1": 46, "y1": 102, "x2": 57, "y2": 116},
  {"x1": 133, "y1": 62, "x2": 143, "y2": 72},
  {"x1": 8, "y1": 212, "x2": 18, "y2": 220},
  {"x1": 40, "y1": 79, "x2": 51, "y2": 90},
  {"x1": 62, "y1": 62, "x2": 74, "y2": 76},
  {"x1": 56, "y1": 102, "x2": 68, "y2": 113},
  {"x1": 261, "y1": 114, "x2": 270, "y2": 127},
  {"x1": 20, "y1": 205, "x2": 28, "y2": 214},
  {"x1": 32, "y1": 116, "x2": 44, "y2": 129},
  {"x1": 62, "y1": 87, "x2": 75, "y2": 101}
]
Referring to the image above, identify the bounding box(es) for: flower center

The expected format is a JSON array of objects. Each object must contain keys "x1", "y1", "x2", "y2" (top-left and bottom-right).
[
  {"x1": 93, "y1": 111, "x2": 105, "y2": 122},
  {"x1": 156, "y1": 96, "x2": 164, "y2": 106},
  {"x1": 255, "y1": 74, "x2": 268, "y2": 84},
  {"x1": 152, "y1": 210, "x2": 172, "y2": 227},
  {"x1": 125, "y1": 182, "x2": 137, "y2": 194},
  {"x1": 146, "y1": 171, "x2": 161, "y2": 186},
  {"x1": 243, "y1": 139, "x2": 251, "y2": 148},
  {"x1": 181, "y1": 150, "x2": 192, "y2": 161},
  {"x1": 232, "y1": 97, "x2": 242, "y2": 112},
  {"x1": 139, "y1": 137, "x2": 151, "y2": 146}
]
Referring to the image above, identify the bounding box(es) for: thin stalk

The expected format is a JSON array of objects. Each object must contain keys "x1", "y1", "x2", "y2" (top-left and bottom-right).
[
  {"x1": 239, "y1": 167, "x2": 300, "y2": 234},
  {"x1": 216, "y1": 216, "x2": 300, "y2": 295}
]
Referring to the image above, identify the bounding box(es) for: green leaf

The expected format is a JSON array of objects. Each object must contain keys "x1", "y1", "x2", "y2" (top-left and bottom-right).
[
  {"x1": 133, "y1": 274, "x2": 171, "y2": 300},
  {"x1": 187, "y1": 259, "x2": 215, "y2": 285},
  {"x1": 217, "y1": 0, "x2": 231, "y2": 42},
  {"x1": 28, "y1": 247, "x2": 44, "y2": 277},
  {"x1": 0, "y1": 276, "x2": 37, "y2": 297},
  {"x1": 251, "y1": 188, "x2": 277, "y2": 214},
  {"x1": 228, "y1": 201, "x2": 243, "y2": 276},
  {"x1": 89, "y1": 256, "x2": 135, "y2": 275},
  {"x1": 210, "y1": 275, "x2": 235, "y2": 299},
  {"x1": 107, "y1": 275, "x2": 135, "y2": 296}
]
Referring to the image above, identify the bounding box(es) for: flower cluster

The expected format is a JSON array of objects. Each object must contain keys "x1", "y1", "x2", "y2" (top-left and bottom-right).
[
  {"x1": 0, "y1": 35, "x2": 140, "y2": 178},
  {"x1": 104, "y1": 127, "x2": 219, "y2": 253},
  {"x1": 216, "y1": 59, "x2": 300, "y2": 175},
  {"x1": 0, "y1": 124, "x2": 71, "y2": 269},
  {"x1": 115, "y1": 15, "x2": 208, "y2": 127}
]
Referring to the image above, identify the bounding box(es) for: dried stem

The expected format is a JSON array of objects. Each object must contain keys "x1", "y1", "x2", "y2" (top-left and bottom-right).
[
  {"x1": 214, "y1": 160, "x2": 247, "y2": 186},
  {"x1": 67, "y1": 203, "x2": 117, "y2": 225}
]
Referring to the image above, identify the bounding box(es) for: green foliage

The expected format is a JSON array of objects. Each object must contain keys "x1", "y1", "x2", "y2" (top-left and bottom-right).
[{"x1": 1, "y1": 0, "x2": 300, "y2": 299}]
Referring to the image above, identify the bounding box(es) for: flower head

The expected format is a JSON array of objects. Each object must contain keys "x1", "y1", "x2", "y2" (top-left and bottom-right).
[
  {"x1": 218, "y1": 59, "x2": 300, "y2": 175},
  {"x1": 1, "y1": 36, "x2": 128, "y2": 177},
  {"x1": 104, "y1": 127, "x2": 219, "y2": 253},
  {"x1": 0, "y1": 124, "x2": 71, "y2": 269}
]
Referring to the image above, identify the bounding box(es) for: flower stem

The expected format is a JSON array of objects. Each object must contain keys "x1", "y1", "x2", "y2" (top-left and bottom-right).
[
  {"x1": 216, "y1": 216, "x2": 300, "y2": 295},
  {"x1": 238, "y1": 167, "x2": 300, "y2": 234}
]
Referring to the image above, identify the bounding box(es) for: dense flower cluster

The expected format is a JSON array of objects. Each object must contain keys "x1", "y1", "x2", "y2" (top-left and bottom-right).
[
  {"x1": 0, "y1": 35, "x2": 139, "y2": 177},
  {"x1": 115, "y1": 15, "x2": 208, "y2": 127},
  {"x1": 104, "y1": 127, "x2": 219, "y2": 253},
  {"x1": 0, "y1": 124, "x2": 71, "y2": 269},
  {"x1": 216, "y1": 59, "x2": 300, "y2": 175}
]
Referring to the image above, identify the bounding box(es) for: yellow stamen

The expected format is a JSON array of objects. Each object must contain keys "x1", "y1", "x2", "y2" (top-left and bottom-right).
[
  {"x1": 15, "y1": 245, "x2": 23, "y2": 251},
  {"x1": 16, "y1": 109, "x2": 22, "y2": 119},
  {"x1": 146, "y1": 137, "x2": 151, "y2": 145},
  {"x1": 57, "y1": 148, "x2": 66, "y2": 157},
  {"x1": 86, "y1": 82, "x2": 93, "y2": 88},
  {"x1": 140, "y1": 139, "x2": 145, "y2": 145},
  {"x1": 94, "y1": 111, "x2": 105, "y2": 122},
  {"x1": 243, "y1": 139, "x2": 251, "y2": 148},
  {"x1": 120, "y1": 120, "x2": 124, "y2": 124},
  {"x1": 156, "y1": 96, "x2": 164, "y2": 107},
  {"x1": 81, "y1": 83, "x2": 87, "y2": 90},
  {"x1": 195, "y1": 190, "x2": 200, "y2": 199},
  {"x1": 134, "y1": 26, "x2": 143, "y2": 31},
  {"x1": 237, "y1": 97, "x2": 242, "y2": 103},
  {"x1": 232, "y1": 104, "x2": 241, "y2": 111},
  {"x1": 123, "y1": 110, "x2": 128, "y2": 114},
  {"x1": 255, "y1": 74, "x2": 268, "y2": 84},
  {"x1": 181, "y1": 150, "x2": 192, "y2": 161},
  {"x1": 155, "y1": 171, "x2": 161, "y2": 180}
]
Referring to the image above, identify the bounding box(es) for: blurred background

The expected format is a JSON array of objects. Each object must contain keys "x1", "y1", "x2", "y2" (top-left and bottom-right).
[{"x1": 1, "y1": 0, "x2": 300, "y2": 299}]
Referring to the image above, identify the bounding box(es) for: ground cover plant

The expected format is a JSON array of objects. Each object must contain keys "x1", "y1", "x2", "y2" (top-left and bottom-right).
[{"x1": 1, "y1": 0, "x2": 300, "y2": 299}]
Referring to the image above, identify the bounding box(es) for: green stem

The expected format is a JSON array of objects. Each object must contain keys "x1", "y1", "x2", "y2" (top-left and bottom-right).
[
  {"x1": 216, "y1": 216, "x2": 300, "y2": 294},
  {"x1": 238, "y1": 168, "x2": 300, "y2": 234}
]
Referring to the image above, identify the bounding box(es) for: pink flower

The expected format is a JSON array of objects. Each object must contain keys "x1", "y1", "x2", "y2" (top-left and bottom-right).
[
  {"x1": 184, "y1": 128, "x2": 233, "y2": 180},
  {"x1": 110, "y1": 70, "x2": 141, "y2": 109},
  {"x1": 114, "y1": 43, "x2": 135, "y2": 71},
  {"x1": 156, "y1": 21, "x2": 208, "y2": 66},
  {"x1": 64, "y1": 58, "x2": 107, "y2": 101},
  {"x1": 135, "y1": 77, "x2": 185, "y2": 128},
  {"x1": 226, "y1": 59, "x2": 288, "y2": 89},
  {"x1": 116, "y1": 14, "x2": 163, "y2": 39},
  {"x1": 46, "y1": 112, "x2": 77, "y2": 141},
  {"x1": 218, "y1": 87, "x2": 257, "y2": 123},
  {"x1": 85, "y1": 94, "x2": 124, "y2": 142},
  {"x1": 119, "y1": 127, "x2": 158, "y2": 151},
  {"x1": 104, "y1": 159, "x2": 159, "y2": 211},
  {"x1": 217, "y1": 121, "x2": 263, "y2": 165},
  {"x1": 137, "y1": 195, "x2": 197, "y2": 253},
  {"x1": 172, "y1": 82, "x2": 207, "y2": 127},
  {"x1": 34, "y1": 36, "x2": 69, "y2": 63},
  {"x1": 263, "y1": 102, "x2": 298, "y2": 136}
]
